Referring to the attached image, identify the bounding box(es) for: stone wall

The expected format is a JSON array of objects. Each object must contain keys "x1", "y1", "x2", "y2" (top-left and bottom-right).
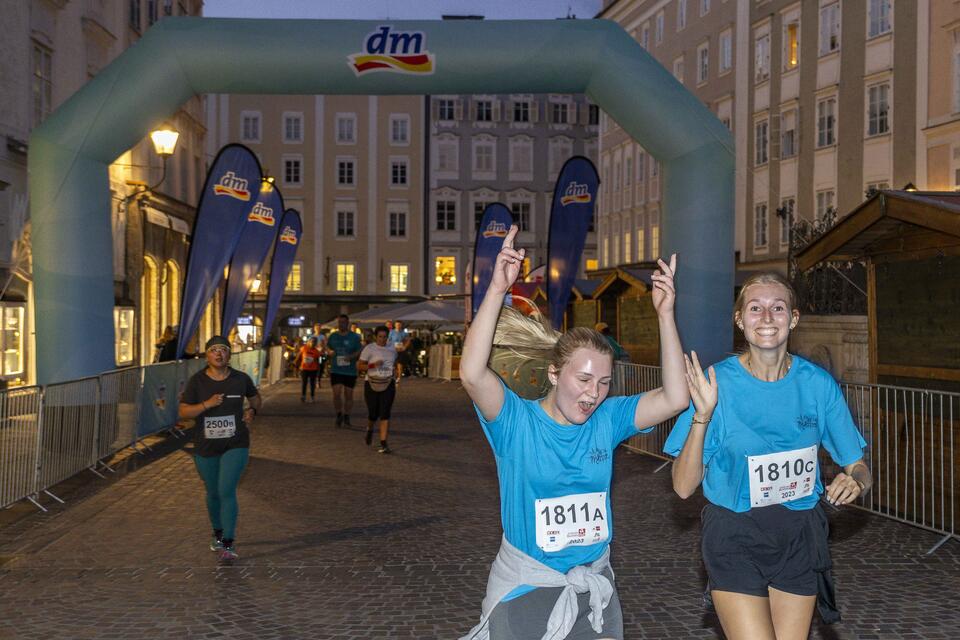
[{"x1": 789, "y1": 315, "x2": 868, "y2": 383}]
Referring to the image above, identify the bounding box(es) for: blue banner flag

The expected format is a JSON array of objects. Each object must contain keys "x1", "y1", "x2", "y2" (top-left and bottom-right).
[
  {"x1": 221, "y1": 181, "x2": 284, "y2": 336},
  {"x1": 471, "y1": 203, "x2": 515, "y2": 315},
  {"x1": 176, "y1": 144, "x2": 262, "y2": 357},
  {"x1": 547, "y1": 156, "x2": 600, "y2": 329},
  {"x1": 261, "y1": 209, "x2": 302, "y2": 346}
]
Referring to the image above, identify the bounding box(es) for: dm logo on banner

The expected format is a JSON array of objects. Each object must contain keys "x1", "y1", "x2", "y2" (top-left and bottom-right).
[
  {"x1": 547, "y1": 156, "x2": 600, "y2": 329},
  {"x1": 349, "y1": 26, "x2": 435, "y2": 76},
  {"x1": 471, "y1": 203, "x2": 515, "y2": 316},
  {"x1": 177, "y1": 145, "x2": 263, "y2": 357},
  {"x1": 262, "y1": 209, "x2": 302, "y2": 346}
]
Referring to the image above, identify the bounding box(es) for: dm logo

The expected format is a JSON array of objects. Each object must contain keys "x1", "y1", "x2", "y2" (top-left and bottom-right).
[
  {"x1": 247, "y1": 202, "x2": 276, "y2": 226},
  {"x1": 482, "y1": 220, "x2": 509, "y2": 238},
  {"x1": 279, "y1": 225, "x2": 298, "y2": 245},
  {"x1": 349, "y1": 26, "x2": 435, "y2": 76},
  {"x1": 560, "y1": 182, "x2": 592, "y2": 206},
  {"x1": 213, "y1": 171, "x2": 252, "y2": 201}
]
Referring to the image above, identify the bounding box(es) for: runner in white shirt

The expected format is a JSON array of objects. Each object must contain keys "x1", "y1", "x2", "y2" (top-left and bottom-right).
[{"x1": 359, "y1": 326, "x2": 401, "y2": 453}]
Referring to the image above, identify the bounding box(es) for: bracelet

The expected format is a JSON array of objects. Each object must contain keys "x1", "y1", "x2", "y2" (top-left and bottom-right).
[
  {"x1": 201, "y1": 401, "x2": 207, "y2": 410},
  {"x1": 691, "y1": 414, "x2": 711, "y2": 425}
]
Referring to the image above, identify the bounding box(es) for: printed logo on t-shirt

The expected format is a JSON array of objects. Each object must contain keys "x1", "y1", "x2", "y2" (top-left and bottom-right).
[
  {"x1": 588, "y1": 448, "x2": 610, "y2": 464},
  {"x1": 796, "y1": 415, "x2": 818, "y2": 430}
]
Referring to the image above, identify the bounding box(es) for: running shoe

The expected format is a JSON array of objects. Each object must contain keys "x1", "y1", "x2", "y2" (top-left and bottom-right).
[
  {"x1": 218, "y1": 545, "x2": 239, "y2": 561},
  {"x1": 378, "y1": 444, "x2": 392, "y2": 454},
  {"x1": 365, "y1": 428, "x2": 373, "y2": 446},
  {"x1": 210, "y1": 537, "x2": 224, "y2": 552}
]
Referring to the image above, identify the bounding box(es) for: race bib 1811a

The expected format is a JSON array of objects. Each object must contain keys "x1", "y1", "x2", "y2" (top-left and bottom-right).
[
  {"x1": 747, "y1": 445, "x2": 818, "y2": 508},
  {"x1": 204, "y1": 414, "x2": 237, "y2": 439},
  {"x1": 535, "y1": 491, "x2": 609, "y2": 552}
]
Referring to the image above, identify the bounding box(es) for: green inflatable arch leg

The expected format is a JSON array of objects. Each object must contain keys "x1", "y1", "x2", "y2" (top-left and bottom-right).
[{"x1": 29, "y1": 17, "x2": 733, "y2": 383}]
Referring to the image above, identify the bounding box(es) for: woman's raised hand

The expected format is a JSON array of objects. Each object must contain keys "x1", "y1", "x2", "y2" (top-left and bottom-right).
[
  {"x1": 684, "y1": 351, "x2": 717, "y2": 421},
  {"x1": 651, "y1": 254, "x2": 677, "y2": 316},
  {"x1": 490, "y1": 225, "x2": 525, "y2": 294}
]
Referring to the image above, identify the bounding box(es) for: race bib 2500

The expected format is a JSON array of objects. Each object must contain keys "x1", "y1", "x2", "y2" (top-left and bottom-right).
[
  {"x1": 535, "y1": 491, "x2": 609, "y2": 552},
  {"x1": 204, "y1": 415, "x2": 237, "y2": 439}
]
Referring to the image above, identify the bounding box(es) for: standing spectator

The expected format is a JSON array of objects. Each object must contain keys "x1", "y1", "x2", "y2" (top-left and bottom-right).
[
  {"x1": 158, "y1": 326, "x2": 180, "y2": 362},
  {"x1": 295, "y1": 337, "x2": 321, "y2": 402},
  {"x1": 155, "y1": 325, "x2": 176, "y2": 362},
  {"x1": 315, "y1": 330, "x2": 329, "y2": 388},
  {"x1": 326, "y1": 314, "x2": 363, "y2": 428},
  {"x1": 595, "y1": 322, "x2": 630, "y2": 362},
  {"x1": 359, "y1": 325, "x2": 401, "y2": 453},
  {"x1": 388, "y1": 320, "x2": 412, "y2": 376}
]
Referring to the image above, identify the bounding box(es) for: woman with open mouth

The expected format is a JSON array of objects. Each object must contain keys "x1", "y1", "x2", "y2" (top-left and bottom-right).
[{"x1": 460, "y1": 224, "x2": 688, "y2": 640}]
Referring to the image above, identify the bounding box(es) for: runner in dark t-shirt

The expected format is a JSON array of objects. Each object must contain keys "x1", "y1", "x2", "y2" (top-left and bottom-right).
[{"x1": 179, "y1": 336, "x2": 261, "y2": 562}]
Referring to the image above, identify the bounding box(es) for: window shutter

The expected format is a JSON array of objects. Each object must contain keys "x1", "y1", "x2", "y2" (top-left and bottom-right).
[
  {"x1": 530, "y1": 101, "x2": 539, "y2": 123},
  {"x1": 569, "y1": 102, "x2": 578, "y2": 125},
  {"x1": 469, "y1": 100, "x2": 477, "y2": 122},
  {"x1": 493, "y1": 99, "x2": 501, "y2": 122},
  {"x1": 455, "y1": 99, "x2": 464, "y2": 121}
]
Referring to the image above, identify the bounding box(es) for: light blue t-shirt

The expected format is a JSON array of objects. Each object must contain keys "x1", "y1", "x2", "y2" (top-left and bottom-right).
[
  {"x1": 326, "y1": 331, "x2": 362, "y2": 376},
  {"x1": 387, "y1": 328, "x2": 408, "y2": 348},
  {"x1": 663, "y1": 355, "x2": 867, "y2": 513},
  {"x1": 475, "y1": 379, "x2": 648, "y2": 600}
]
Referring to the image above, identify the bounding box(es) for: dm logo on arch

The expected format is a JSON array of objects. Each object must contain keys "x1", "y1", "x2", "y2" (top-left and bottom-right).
[{"x1": 349, "y1": 26, "x2": 435, "y2": 76}]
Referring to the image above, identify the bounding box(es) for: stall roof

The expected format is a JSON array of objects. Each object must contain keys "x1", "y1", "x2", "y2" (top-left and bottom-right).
[
  {"x1": 592, "y1": 266, "x2": 653, "y2": 298},
  {"x1": 795, "y1": 190, "x2": 960, "y2": 271},
  {"x1": 572, "y1": 278, "x2": 603, "y2": 299},
  {"x1": 322, "y1": 299, "x2": 465, "y2": 328}
]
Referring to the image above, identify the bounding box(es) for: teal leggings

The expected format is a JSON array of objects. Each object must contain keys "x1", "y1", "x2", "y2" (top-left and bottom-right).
[{"x1": 193, "y1": 448, "x2": 249, "y2": 540}]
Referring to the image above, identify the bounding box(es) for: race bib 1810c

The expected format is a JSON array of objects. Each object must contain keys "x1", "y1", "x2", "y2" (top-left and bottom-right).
[
  {"x1": 535, "y1": 491, "x2": 609, "y2": 552},
  {"x1": 204, "y1": 415, "x2": 237, "y2": 439},
  {"x1": 748, "y1": 445, "x2": 817, "y2": 508}
]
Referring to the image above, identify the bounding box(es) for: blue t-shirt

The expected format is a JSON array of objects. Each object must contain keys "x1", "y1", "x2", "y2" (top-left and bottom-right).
[
  {"x1": 475, "y1": 379, "x2": 648, "y2": 600},
  {"x1": 663, "y1": 355, "x2": 867, "y2": 513},
  {"x1": 327, "y1": 331, "x2": 362, "y2": 376},
  {"x1": 387, "y1": 328, "x2": 408, "y2": 348}
]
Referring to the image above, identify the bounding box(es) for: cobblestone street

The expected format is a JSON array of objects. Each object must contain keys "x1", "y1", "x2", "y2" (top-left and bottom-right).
[{"x1": 0, "y1": 377, "x2": 958, "y2": 639}]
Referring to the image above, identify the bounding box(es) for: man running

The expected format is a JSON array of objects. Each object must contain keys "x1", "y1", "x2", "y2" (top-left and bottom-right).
[{"x1": 326, "y1": 313, "x2": 362, "y2": 427}]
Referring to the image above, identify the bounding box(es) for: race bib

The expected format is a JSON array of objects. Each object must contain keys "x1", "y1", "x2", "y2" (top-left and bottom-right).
[
  {"x1": 336, "y1": 355, "x2": 350, "y2": 367},
  {"x1": 748, "y1": 445, "x2": 818, "y2": 508},
  {"x1": 304, "y1": 356, "x2": 315, "y2": 364},
  {"x1": 204, "y1": 414, "x2": 237, "y2": 439},
  {"x1": 535, "y1": 491, "x2": 609, "y2": 552}
]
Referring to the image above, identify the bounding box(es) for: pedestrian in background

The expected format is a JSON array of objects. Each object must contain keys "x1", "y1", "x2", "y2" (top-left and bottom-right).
[
  {"x1": 295, "y1": 336, "x2": 321, "y2": 403},
  {"x1": 359, "y1": 325, "x2": 401, "y2": 453}
]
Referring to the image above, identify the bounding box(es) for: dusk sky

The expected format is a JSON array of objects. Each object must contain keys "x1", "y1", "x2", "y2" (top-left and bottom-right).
[{"x1": 202, "y1": 0, "x2": 605, "y2": 21}]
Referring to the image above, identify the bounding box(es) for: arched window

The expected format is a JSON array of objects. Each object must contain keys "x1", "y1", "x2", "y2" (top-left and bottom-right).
[
  {"x1": 141, "y1": 256, "x2": 159, "y2": 364},
  {"x1": 161, "y1": 260, "x2": 180, "y2": 331}
]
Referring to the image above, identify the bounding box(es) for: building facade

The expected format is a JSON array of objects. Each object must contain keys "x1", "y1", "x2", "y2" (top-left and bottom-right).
[
  {"x1": 0, "y1": 0, "x2": 206, "y2": 380},
  {"x1": 428, "y1": 93, "x2": 599, "y2": 297},
  {"x1": 205, "y1": 93, "x2": 427, "y2": 334},
  {"x1": 920, "y1": 1, "x2": 960, "y2": 192}
]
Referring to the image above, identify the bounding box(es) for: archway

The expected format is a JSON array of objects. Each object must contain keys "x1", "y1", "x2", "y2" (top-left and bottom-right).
[{"x1": 29, "y1": 17, "x2": 733, "y2": 383}]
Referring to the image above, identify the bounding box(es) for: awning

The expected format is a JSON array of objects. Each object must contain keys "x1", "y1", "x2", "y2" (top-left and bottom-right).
[{"x1": 143, "y1": 205, "x2": 191, "y2": 235}]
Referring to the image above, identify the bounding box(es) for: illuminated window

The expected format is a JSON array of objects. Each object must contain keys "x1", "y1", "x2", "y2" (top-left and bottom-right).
[
  {"x1": 336, "y1": 263, "x2": 356, "y2": 292},
  {"x1": 434, "y1": 256, "x2": 457, "y2": 286},
  {"x1": 624, "y1": 230, "x2": 632, "y2": 263},
  {"x1": 161, "y1": 260, "x2": 180, "y2": 332},
  {"x1": 285, "y1": 262, "x2": 303, "y2": 292},
  {"x1": 0, "y1": 304, "x2": 25, "y2": 377},
  {"x1": 389, "y1": 264, "x2": 409, "y2": 292},
  {"x1": 586, "y1": 258, "x2": 599, "y2": 271},
  {"x1": 521, "y1": 257, "x2": 531, "y2": 279},
  {"x1": 784, "y1": 22, "x2": 799, "y2": 69},
  {"x1": 651, "y1": 212, "x2": 660, "y2": 258},
  {"x1": 114, "y1": 307, "x2": 134, "y2": 366}
]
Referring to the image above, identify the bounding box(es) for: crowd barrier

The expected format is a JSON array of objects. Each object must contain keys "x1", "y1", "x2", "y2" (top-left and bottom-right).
[
  {"x1": 611, "y1": 361, "x2": 960, "y2": 553},
  {"x1": 0, "y1": 348, "x2": 271, "y2": 512}
]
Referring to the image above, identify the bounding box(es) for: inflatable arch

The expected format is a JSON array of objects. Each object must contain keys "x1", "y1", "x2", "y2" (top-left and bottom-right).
[{"x1": 29, "y1": 18, "x2": 733, "y2": 383}]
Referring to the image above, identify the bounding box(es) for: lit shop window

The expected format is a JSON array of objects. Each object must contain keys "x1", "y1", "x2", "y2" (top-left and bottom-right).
[
  {"x1": 390, "y1": 264, "x2": 409, "y2": 293},
  {"x1": 336, "y1": 263, "x2": 356, "y2": 292},
  {"x1": 434, "y1": 256, "x2": 457, "y2": 286},
  {"x1": 586, "y1": 258, "x2": 599, "y2": 272},
  {"x1": 0, "y1": 304, "x2": 25, "y2": 378},
  {"x1": 114, "y1": 307, "x2": 135, "y2": 366},
  {"x1": 285, "y1": 262, "x2": 303, "y2": 292}
]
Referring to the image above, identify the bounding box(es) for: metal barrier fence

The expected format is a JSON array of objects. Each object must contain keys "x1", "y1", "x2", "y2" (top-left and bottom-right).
[
  {"x1": 611, "y1": 361, "x2": 960, "y2": 552},
  {"x1": 0, "y1": 348, "x2": 272, "y2": 512}
]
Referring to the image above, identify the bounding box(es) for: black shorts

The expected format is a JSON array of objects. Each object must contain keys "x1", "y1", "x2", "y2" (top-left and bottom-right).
[
  {"x1": 488, "y1": 567, "x2": 623, "y2": 640},
  {"x1": 330, "y1": 373, "x2": 357, "y2": 389},
  {"x1": 364, "y1": 380, "x2": 396, "y2": 421},
  {"x1": 702, "y1": 502, "x2": 828, "y2": 598}
]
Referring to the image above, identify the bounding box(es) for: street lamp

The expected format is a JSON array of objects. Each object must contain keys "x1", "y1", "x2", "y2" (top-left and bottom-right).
[{"x1": 147, "y1": 122, "x2": 179, "y2": 191}]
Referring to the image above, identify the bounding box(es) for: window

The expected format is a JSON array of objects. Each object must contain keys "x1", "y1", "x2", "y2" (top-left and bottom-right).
[
  {"x1": 513, "y1": 100, "x2": 531, "y2": 123},
  {"x1": 337, "y1": 159, "x2": 355, "y2": 186},
  {"x1": 624, "y1": 230, "x2": 632, "y2": 263},
  {"x1": 285, "y1": 262, "x2": 302, "y2": 292},
  {"x1": 817, "y1": 97, "x2": 836, "y2": 147},
  {"x1": 784, "y1": 21, "x2": 799, "y2": 70},
  {"x1": 509, "y1": 137, "x2": 533, "y2": 176},
  {"x1": 640, "y1": 23, "x2": 650, "y2": 49},
  {"x1": 781, "y1": 109, "x2": 797, "y2": 158},
  {"x1": 700, "y1": 0, "x2": 710, "y2": 16},
  {"x1": 434, "y1": 256, "x2": 457, "y2": 286},
  {"x1": 511, "y1": 202, "x2": 532, "y2": 232},
  {"x1": 677, "y1": 0, "x2": 687, "y2": 31},
  {"x1": 114, "y1": 307, "x2": 134, "y2": 366},
  {"x1": 954, "y1": 36, "x2": 960, "y2": 114},
  {"x1": 651, "y1": 211, "x2": 660, "y2": 257},
  {"x1": 474, "y1": 201, "x2": 494, "y2": 230},
  {"x1": 283, "y1": 157, "x2": 302, "y2": 186},
  {"x1": 551, "y1": 102, "x2": 569, "y2": 125},
  {"x1": 241, "y1": 112, "x2": 261, "y2": 142},
  {"x1": 438, "y1": 98, "x2": 456, "y2": 121},
  {"x1": 282, "y1": 113, "x2": 302, "y2": 143},
  {"x1": 636, "y1": 221, "x2": 646, "y2": 261},
  {"x1": 655, "y1": 12, "x2": 664, "y2": 45},
  {"x1": 816, "y1": 190, "x2": 835, "y2": 221},
  {"x1": 754, "y1": 203, "x2": 768, "y2": 248},
  {"x1": 32, "y1": 43, "x2": 52, "y2": 127},
  {"x1": 473, "y1": 141, "x2": 495, "y2": 173},
  {"x1": 754, "y1": 119, "x2": 769, "y2": 166},
  {"x1": 148, "y1": 0, "x2": 158, "y2": 25},
  {"x1": 868, "y1": 0, "x2": 892, "y2": 38},
  {"x1": 390, "y1": 159, "x2": 409, "y2": 186},
  {"x1": 335, "y1": 263, "x2": 356, "y2": 292},
  {"x1": 436, "y1": 200, "x2": 456, "y2": 231},
  {"x1": 390, "y1": 115, "x2": 410, "y2": 144},
  {"x1": 129, "y1": 0, "x2": 141, "y2": 30},
  {"x1": 624, "y1": 156, "x2": 633, "y2": 187},
  {"x1": 866, "y1": 181, "x2": 889, "y2": 197},
  {"x1": 389, "y1": 211, "x2": 407, "y2": 238},
  {"x1": 819, "y1": 2, "x2": 841, "y2": 56},
  {"x1": 588, "y1": 104, "x2": 600, "y2": 126},
  {"x1": 549, "y1": 137, "x2": 573, "y2": 178},
  {"x1": 867, "y1": 83, "x2": 890, "y2": 136},
  {"x1": 163, "y1": 0, "x2": 173, "y2": 16},
  {"x1": 650, "y1": 159, "x2": 660, "y2": 201},
  {"x1": 719, "y1": 29, "x2": 733, "y2": 73},
  {"x1": 613, "y1": 160, "x2": 621, "y2": 194},
  {"x1": 436, "y1": 137, "x2": 459, "y2": 173},
  {"x1": 602, "y1": 236, "x2": 610, "y2": 267},
  {"x1": 755, "y1": 33, "x2": 770, "y2": 82},
  {"x1": 779, "y1": 198, "x2": 795, "y2": 245},
  {"x1": 673, "y1": 57, "x2": 685, "y2": 83},
  {"x1": 476, "y1": 99, "x2": 493, "y2": 122},
  {"x1": 389, "y1": 264, "x2": 409, "y2": 293},
  {"x1": 336, "y1": 210, "x2": 355, "y2": 237},
  {"x1": 697, "y1": 42, "x2": 709, "y2": 84},
  {"x1": 336, "y1": 114, "x2": 356, "y2": 144}
]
